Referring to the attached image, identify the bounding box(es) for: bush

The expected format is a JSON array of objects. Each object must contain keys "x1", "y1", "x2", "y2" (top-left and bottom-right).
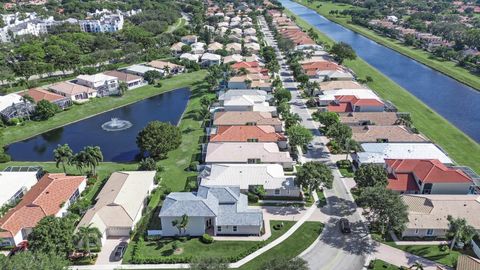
[
  {"x1": 164, "y1": 188, "x2": 172, "y2": 195},
  {"x1": 248, "y1": 193, "x2": 259, "y2": 203},
  {"x1": 440, "y1": 244, "x2": 448, "y2": 251},
  {"x1": 306, "y1": 98, "x2": 317, "y2": 108},
  {"x1": 188, "y1": 161, "x2": 199, "y2": 171},
  {"x1": 336, "y1": 159, "x2": 352, "y2": 168},
  {"x1": 8, "y1": 118, "x2": 21, "y2": 126},
  {"x1": 160, "y1": 193, "x2": 167, "y2": 200},
  {"x1": 0, "y1": 152, "x2": 11, "y2": 163},
  {"x1": 201, "y1": 234, "x2": 214, "y2": 244},
  {"x1": 178, "y1": 236, "x2": 188, "y2": 242},
  {"x1": 273, "y1": 223, "x2": 284, "y2": 230}
]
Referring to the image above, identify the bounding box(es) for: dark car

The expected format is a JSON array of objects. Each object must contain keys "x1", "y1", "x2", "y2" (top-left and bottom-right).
[
  {"x1": 113, "y1": 241, "x2": 128, "y2": 261},
  {"x1": 339, "y1": 218, "x2": 351, "y2": 234}
]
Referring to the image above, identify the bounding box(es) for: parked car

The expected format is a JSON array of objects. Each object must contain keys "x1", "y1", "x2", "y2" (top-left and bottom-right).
[
  {"x1": 9, "y1": 241, "x2": 28, "y2": 256},
  {"x1": 339, "y1": 218, "x2": 351, "y2": 234},
  {"x1": 113, "y1": 241, "x2": 128, "y2": 261}
]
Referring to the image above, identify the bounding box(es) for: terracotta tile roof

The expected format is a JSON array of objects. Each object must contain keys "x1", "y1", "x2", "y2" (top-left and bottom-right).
[
  {"x1": 21, "y1": 88, "x2": 66, "y2": 103},
  {"x1": 352, "y1": 99, "x2": 384, "y2": 107},
  {"x1": 146, "y1": 60, "x2": 183, "y2": 70},
  {"x1": 302, "y1": 61, "x2": 341, "y2": 72},
  {"x1": 103, "y1": 70, "x2": 142, "y2": 83},
  {"x1": 351, "y1": 125, "x2": 428, "y2": 143},
  {"x1": 210, "y1": 125, "x2": 286, "y2": 142},
  {"x1": 213, "y1": 111, "x2": 281, "y2": 126},
  {"x1": 232, "y1": 61, "x2": 260, "y2": 69},
  {"x1": 387, "y1": 173, "x2": 420, "y2": 192},
  {"x1": 48, "y1": 81, "x2": 96, "y2": 96},
  {"x1": 327, "y1": 102, "x2": 352, "y2": 113},
  {"x1": 0, "y1": 173, "x2": 86, "y2": 238},
  {"x1": 386, "y1": 159, "x2": 473, "y2": 184}
]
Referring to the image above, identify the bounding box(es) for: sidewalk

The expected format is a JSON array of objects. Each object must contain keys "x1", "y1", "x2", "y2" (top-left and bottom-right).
[{"x1": 389, "y1": 231, "x2": 449, "y2": 246}]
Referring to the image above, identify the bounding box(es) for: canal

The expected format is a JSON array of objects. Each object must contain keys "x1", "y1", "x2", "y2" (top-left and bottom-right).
[
  {"x1": 6, "y1": 88, "x2": 190, "y2": 162},
  {"x1": 280, "y1": 0, "x2": 480, "y2": 143}
]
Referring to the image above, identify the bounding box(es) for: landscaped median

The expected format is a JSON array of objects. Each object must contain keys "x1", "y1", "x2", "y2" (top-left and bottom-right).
[
  {"x1": 284, "y1": 9, "x2": 480, "y2": 174},
  {"x1": 1, "y1": 70, "x2": 208, "y2": 147},
  {"x1": 294, "y1": 0, "x2": 480, "y2": 91}
]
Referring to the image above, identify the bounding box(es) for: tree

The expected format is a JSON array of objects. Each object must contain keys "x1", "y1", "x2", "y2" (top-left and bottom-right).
[
  {"x1": 83, "y1": 146, "x2": 103, "y2": 176},
  {"x1": 136, "y1": 121, "x2": 182, "y2": 160},
  {"x1": 138, "y1": 157, "x2": 158, "y2": 171},
  {"x1": 118, "y1": 81, "x2": 128, "y2": 96},
  {"x1": 74, "y1": 224, "x2": 102, "y2": 254},
  {"x1": 354, "y1": 164, "x2": 388, "y2": 189},
  {"x1": 34, "y1": 100, "x2": 61, "y2": 120},
  {"x1": 171, "y1": 214, "x2": 189, "y2": 235},
  {"x1": 447, "y1": 215, "x2": 477, "y2": 250},
  {"x1": 357, "y1": 186, "x2": 408, "y2": 236},
  {"x1": 325, "y1": 122, "x2": 352, "y2": 151},
  {"x1": 263, "y1": 257, "x2": 309, "y2": 270},
  {"x1": 274, "y1": 88, "x2": 292, "y2": 104},
  {"x1": 312, "y1": 111, "x2": 339, "y2": 130},
  {"x1": 297, "y1": 162, "x2": 334, "y2": 193},
  {"x1": 329, "y1": 42, "x2": 357, "y2": 64},
  {"x1": 144, "y1": 70, "x2": 162, "y2": 84},
  {"x1": 70, "y1": 151, "x2": 87, "y2": 174},
  {"x1": 277, "y1": 102, "x2": 291, "y2": 116},
  {"x1": 409, "y1": 262, "x2": 424, "y2": 270},
  {"x1": 284, "y1": 113, "x2": 302, "y2": 129},
  {"x1": 28, "y1": 216, "x2": 75, "y2": 256},
  {"x1": 53, "y1": 144, "x2": 73, "y2": 173},
  {"x1": 190, "y1": 257, "x2": 228, "y2": 270},
  {"x1": 287, "y1": 125, "x2": 313, "y2": 147},
  {"x1": 0, "y1": 251, "x2": 68, "y2": 270}
]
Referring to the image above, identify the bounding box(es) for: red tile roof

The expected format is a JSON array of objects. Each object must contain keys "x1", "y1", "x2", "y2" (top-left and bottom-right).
[
  {"x1": 21, "y1": 88, "x2": 66, "y2": 103},
  {"x1": 302, "y1": 61, "x2": 341, "y2": 72},
  {"x1": 231, "y1": 61, "x2": 260, "y2": 69},
  {"x1": 0, "y1": 173, "x2": 86, "y2": 239},
  {"x1": 387, "y1": 173, "x2": 420, "y2": 192},
  {"x1": 210, "y1": 125, "x2": 286, "y2": 142},
  {"x1": 327, "y1": 102, "x2": 352, "y2": 113}
]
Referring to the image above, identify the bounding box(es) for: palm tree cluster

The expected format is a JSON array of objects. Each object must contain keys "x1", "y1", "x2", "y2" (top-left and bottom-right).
[
  {"x1": 171, "y1": 214, "x2": 189, "y2": 236},
  {"x1": 73, "y1": 224, "x2": 102, "y2": 255},
  {"x1": 54, "y1": 144, "x2": 103, "y2": 176}
]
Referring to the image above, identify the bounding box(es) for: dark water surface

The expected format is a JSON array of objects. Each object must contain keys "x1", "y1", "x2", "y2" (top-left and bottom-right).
[
  {"x1": 281, "y1": 0, "x2": 480, "y2": 142},
  {"x1": 6, "y1": 88, "x2": 190, "y2": 162}
]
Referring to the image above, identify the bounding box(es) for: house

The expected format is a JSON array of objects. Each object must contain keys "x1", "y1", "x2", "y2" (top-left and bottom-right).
[
  {"x1": 171, "y1": 42, "x2": 186, "y2": 55},
  {"x1": 456, "y1": 255, "x2": 480, "y2": 270},
  {"x1": 231, "y1": 61, "x2": 268, "y2": 76},
  {"x1": 354, "y1": 143, "x2": 453, "y2": 166},
  {"x1": 146, "y1": 60, "x2": 185, "y2": 74},
  {"x1": 210, "y1": 125, "x2": 287, "y2": 148},
  {"x1": 199, "y1": 164, "x2": 300, "y2": 197},
  {"x1": 319, "y1": 81, "x2": 367, "y2": 91},
  {"x1": 159, "y1": 185, "x2": 263, "y2": 236},
  {"x1": 0, "y1": 168, "x2": 41, "y2": 208},
  {"x1": 351, "y1": 125, "x2": 428, "y2": 143},
  {"x1": 180, "y1": 35, "x2": 198, "y2": 45},
  {"x1": 223, "y1": 54, "x2": 243, "y2": 64},
  {"x1": 339, "y1": 112, "x2": 399, "y2": 126},
  {"x1": 386, "y1": 159, "x2": 474, "y2": 194},
  {"x1": 122, "y1": 64, "x2": 164, "y2": 77},
  {"x1": 48, "y1": 81, "x2": 98, "y2": 102},
  {"x1": 191, "y1": 42, "x2": 206, "y2": 54},
  {"x1": 0, "y1": 173, "x2": 86, "y2": 246},
  {"x1": 21, "y1": 88, "x2": 71, "y2": 109},
  {"x1": 218, "y1": 89, "x2": 270, "y2": 103},
  {"x1": 400, "y1": 195, "x2": 480, "y2": 238},
  {"x1": 243, "y1": 27, "x2": 256, "y2": 36},
  {"x1": 180, "y1": 53, "x2": 200, "y2": 63},
  {"x1": 205, "y1": 142, "x2": 294, "y2": 169},
  {"x1": 323, "y1": 95, "x2": 385, "y2": 113},
  {"x1": 201, "y1": 52, "x2": 222, "y2": 66},
  {"x1": 228, "y1": 74, "x2": 272, "y2": 92},
  {"x1": 213, "y1": 111, "x2": 283, "y2": 132},
  {"x1": 103, "y1": 70, "x2": 145, "y2": 90},
  {"x1": 0, "y1": 93, "x2": 34, "y2": 121},
  {"x1": 207, "y1": 42, "x2": 224, "y2": 53},
  {"x1": 75, "y1": 74, "x2": 119, "y2": 96},
  {"x1": 318, "y1": 89, "x2": 382, "y2": 106},
  {"x1": 226, "y1": 42, "x2": 242, "y2": 54},
  {"x1": 76, "y1": 171, "x2": 155, "y2": 244},
  {"x1": 222, "y1": 95, "x2": 277, "y2": 115},
  {"x1": 244, "y1": 43, "x2": 260, "y2": 53}
]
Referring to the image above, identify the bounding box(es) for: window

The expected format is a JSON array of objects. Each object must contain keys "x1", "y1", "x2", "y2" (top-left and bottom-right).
[
  {"x1": 247, "y1": 138, "x2": 259, "y2": 142},
  {"x1": 69, "y1": 189, "x2": 80, "y2": 204},
  {"x1": 247, "y1": 158, "x2": 261, "y2": 164},
  {"x1": 426, "y1": 229, "x2": 434, "y2": 236},
  {"x1": 233, "y1": 226, "x2": 237, "y2": 232},
  {"x1": 246, "y1": 122, "x2": 257, "y2": 126},
  {"x1": 274, "y1": 189, "x2": 280, "y2": 195},
  {"x1": 414, "y1": 229, "x2": 419, "y2": 234},
  {"x1": 217, "y1": 226, "x2": 222, "y2": 232}
]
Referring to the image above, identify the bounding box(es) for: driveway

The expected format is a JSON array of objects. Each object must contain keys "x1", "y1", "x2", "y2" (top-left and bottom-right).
[{"x1": 95, "y1": 237, "x2": 129, "y2": 265}]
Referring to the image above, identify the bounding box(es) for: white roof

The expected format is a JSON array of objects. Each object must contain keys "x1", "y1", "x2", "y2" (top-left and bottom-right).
[
  {"x1": 0, "y1": 94, "x2": 23, "y2": 112},
  {"x1": 201, "y1": 52, "x2": 221, "y2": 61},
  {"x1": 200, "y1": 164, "x2": 296, "y2": 190},
  {"x1": 317, "y1": 70, "x2": 354, "y2": 79},
  {"x1": 180, "y1": 53, "x2": 200, "y2": 62},
  {"x1": 0, "y1": 171, "x2": 38, "y2": 207},
  {"x1": 124, "y1": 64, "x2": 163, "y2": 75},
  {"x1": 219, "y1": 90, "x2": 268, "y2": 101},
  {"x1": 223, "y1": 54, "x2": 243, "y2": 63},
  {"x1": 357, "y1": 143, "x2": 453, "y2": 164},
  {"x1": 205, "y1": 142, "x2": 293, "y2": 164},
  {"x1": 319, "y1": 89, "x2": 381, "y2": 101},
  {"x1": 76, "y1": 73, "x2": 117, "y2": 84},
  {"x1": 223, "y1": 95, "x2": 266, "y2": 106}
]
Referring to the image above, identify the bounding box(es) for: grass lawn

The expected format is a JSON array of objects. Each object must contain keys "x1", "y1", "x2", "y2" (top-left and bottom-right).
[
  {"x1": 316, "y1": 190, "x2": 327, "y2": 207},
  {"x1": 369, "y1": 259, "x2": 398, "y2": 270},
  {"x1": 123, "y1": 221, "x2": 295, "y2": 264},
  {"x1": 295, "y1": 0, "x2": 480, "y2": 91},
  {"x1": 1, "y1": 70, "x2": 207, "y2": 147},
  {"x1": 285, "y1": 10, "x2": 480, "y2": 174},
  {"x1": 339, "y1": 167, "x2": 354, "y2": 178},
  {"x1": 238, "y1": 221, "x2": 323, "y2": 270}
]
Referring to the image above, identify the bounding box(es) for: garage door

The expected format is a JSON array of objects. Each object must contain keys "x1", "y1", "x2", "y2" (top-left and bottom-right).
[{"x1": 107, "y1": 227, "x2": 131, "y2": 237}]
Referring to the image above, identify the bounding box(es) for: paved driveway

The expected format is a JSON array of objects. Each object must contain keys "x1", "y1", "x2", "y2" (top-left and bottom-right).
[{"x1": 95, "y1": 237, "x2": 129, "y2": 265}]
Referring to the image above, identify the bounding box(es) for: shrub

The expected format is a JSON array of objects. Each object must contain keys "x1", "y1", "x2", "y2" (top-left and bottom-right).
[
  {"x1": 273, "y1": 223, "x2": 284, "y2": 230},
  {"x1": 164, "y1": 188, "x2": 172, "y2": 195},
  {"x1": 8, "y1": 118, "x2": 21, "y2": 126},
  {"x1": 248, "y1": 193, "x2": 259, "y2": 203},
  {"x1": 201, "y1": 234, "x2": 214, "y2": 244},
  {"x1": 178, "y1": 236, "x2": 188, "y2": 242},
  {"x1": 336, "y1": 159, "x2": 352, "y2": 168},
  {"x1": 160, "y1": 193, "x2": 167, "y2": 200},
  {"x1": 306, "y1": 98, "x2": 317, "y2": 108},
  {"x1": 0, "y1": 152, "x2": 11, "y2": 163},
  {"x1": 188, "y1": 161, "x2": 199, "y2": 171},
  {"x1": 440, "y1": 244, "x2": 448, "y2": 251}
]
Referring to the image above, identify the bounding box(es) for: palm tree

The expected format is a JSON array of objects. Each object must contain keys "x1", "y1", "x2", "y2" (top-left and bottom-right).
[
  {"x1": 70, "y1": 151, "x2": 87, "y2": 174},
  {"x1": 447, "y1": 215, "x2": 477, "y2": 250},
  {"x1": 84, "y1": 146, "x2": 103, "y2": 176},
  {"x1": 409, "y1": 262, "x2": 424, "y2": 270},
  {"x1": 171, "y1": 214, "x2": 189, "y2": 235},
  {"x1": 163, "y1": 65, "x2": 170, "y2": 75},
  {"x1": 118, "y1": 82, "x2": 128, "y2": 96},
  {"x1": 285, "y1": 113, "x2": 302, "y2": 129},
  {"x1": 53, "y1": 144, "x2": 73, "y2": 174},
  {"x1": 74, "y1": 224, "x2": 102, "y2": 255},
  {"x1": 237, "y1": 67, "x2": 249, "y2": 75}
]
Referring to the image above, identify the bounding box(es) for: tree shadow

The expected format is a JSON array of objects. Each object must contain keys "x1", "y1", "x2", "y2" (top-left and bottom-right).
[
  {"x1": 321, "y1": 196, "x2": 357, "y2": 217},
  {"x1": 262, "y1": 205, "x2": 305, "y2": 216}
]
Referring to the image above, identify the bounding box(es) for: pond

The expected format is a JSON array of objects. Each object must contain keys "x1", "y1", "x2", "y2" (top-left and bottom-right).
[{"x1": 6, "y1": 88, "x2": 190, "y2": 162}]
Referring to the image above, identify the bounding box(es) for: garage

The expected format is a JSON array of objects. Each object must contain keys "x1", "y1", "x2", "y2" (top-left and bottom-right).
[{"x1": 107, "y1": 227, "x2": 131, "y2": 237}]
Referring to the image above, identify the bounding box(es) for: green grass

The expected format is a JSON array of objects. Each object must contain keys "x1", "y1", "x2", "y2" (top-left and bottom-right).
[
  {"x1": 295, "y1": 0, "x2": 480, "y2": 91},
  {"x1": 1, "y1": 70, "x2": 208, "y2": 147},
  {"x1": 316, "y1": 189, "x2": 327, "y2": 207},
  {"x1": 369, "y1": 259, "x2": 399, "y2": 270},
  {"x1": 338, "y1": 167, "x2": 354, "y2": 177},
  {"x1": 285, "y1": 10, "x2": 480, "y2": 174},
  {"x1": 123, "y1": 221, "x2": 295, "y2": 264},
  {"x1": 167, "y1": 18, "x2": 187, "y2": 33},
  {"x1": 238, "y1": 222, "x2": 323, "y2": 270}
]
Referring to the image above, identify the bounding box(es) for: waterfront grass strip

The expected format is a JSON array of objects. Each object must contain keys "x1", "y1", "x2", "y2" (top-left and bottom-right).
[
  {"x1": 294, "y1": 0, "x2": 480, "y2": 91},
  {"x1": 1, "y1": 71, "x2": 207, "y2": 147},
  {"x1": 285, "y1": 9, "x2": 480, "y2": 173}
]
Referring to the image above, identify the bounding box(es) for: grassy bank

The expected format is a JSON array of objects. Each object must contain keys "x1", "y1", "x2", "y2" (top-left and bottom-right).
[
  {"x1": 1, "y1": 70, "x2": 207, "y2": 147},
  {"x1": 294, "y1": 0, "x2": 480, "y2": 91},
  {"x1": 285, "y1": 9, "x2": 480, "y2": 173}
]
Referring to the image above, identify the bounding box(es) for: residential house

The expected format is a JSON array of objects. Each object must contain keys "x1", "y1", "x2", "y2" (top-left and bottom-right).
[
  {"x1": 0, "y1": 93, "x2": 34, "y2": 121},
  {"x1": 20, "y1": 88, "x2": 70, "y2": 109},
  {"x1": 181, "y1": 35, "x2": 198, "y2": 45},
  {"x1": 199, "y1": 164, "x2": 300, "y2": 197},
  {"x1": 75, "y1": 74, "x2": 119, "y2": 96},
  {"x1": 210, "y1": 125, "x2": 287, "y2": 148},
  {"x1": 353, "y1": 143, "x2": 453, "y2": 166},
  {"x1": 222, "y1": 95, "x2": 276, "y2": 115},
  {"x1": 231, "y1": 61, "x2": 268, "y2": 76},
  {"x1": 244, "y1": 43, "x2": 260, "y2": 54},
  {"x1": 319, "y1": 80, "x2": 367, "y2": 91},
  {"x1": 243, "y1": 27, "x2": 256, "y2": 36},
  {"x1": 160, "y1": 185, "x2": 263, "y2": 236},
  {"x1": 180, "y1": 53, "x2": 200, "y2": 63},
  {"x1": 122, "y1": 64, "x2": 164, "y2": 77},
  {"x1": 223, "y1": 54, "x2": 243, "y2": 64},
  {"x1": 351, "y1": 125, "x2": 428, "y2": 143},
  {"x1": 48, "y1": 82, "x2": 97, "y2": 102},
  {"x1": 207, "y1": 42, "x2": 224, "y2": 53},
  {"x1": 201, "y1": 52, "x2": 222, "y2": 66},
  {"x1": 386, "y1": 159, "x2": 474, "y2": 194},
  {"x1": 213, "y1": 111, "x2": 283, "y2": 132},
  {"x1": 456, "y1": 255, "x2": 480, "y2": 270},
  {"x1": 228, "y1": 74, "x2": 271, "y2": 92},
  {"x1": 218, "y1": 89, "x2": 270, "y2": 103},
  {"x1": 79, "y1": 13, "x2": 124, "y2": 33},
  {"x1": 339, "y1": 112, "x2": 399, "y2": 126},
  {"x1": 205, "y1": 142, "x2": 294, "y2": 169},
  {"x1": 191, "y1": 42, "x2": 206, "y2": 54},
  {"x1": 103, "y1": 70, "x2": 145, "y2": 90},
  {"x1": 76, "y1": 171, "x2": 155, "y2": 244},
  {"x1": 322, "y1": 95, "x2": 385, "y2": 113},
  {"x1": 400, "y1": 195, "x2": 480, "y2": 238},
  {"x1": 0, "y1": 173, "x2": 86, "y2": 246},
  {"x1": 147, "y1": 60, "x2": 185, "y2": 74},
  {"x1": 226, "y1": 42, "x2": 242, "y2": 54},
  {"x1": 171, "y1": 42, "x2": 186, "y2": 55},
  {"x1": 0, "y1": 169, "x2": 41, "y2": 208}
]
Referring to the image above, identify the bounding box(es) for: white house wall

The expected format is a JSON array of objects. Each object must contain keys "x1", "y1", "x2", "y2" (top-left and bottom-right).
[
  {"x1": 428, "y1": 182, "x2": 472, "y2": 194},
  {"x1": 216, "y1": 225, "x2": 261, "y2": 236},
  {"x1": 161, "y1": 216, "x2": 206, "y2": 237}
]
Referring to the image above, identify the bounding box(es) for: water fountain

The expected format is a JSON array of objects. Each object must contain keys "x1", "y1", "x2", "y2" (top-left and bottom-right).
[{"x1": 101, "y1": 117, "x2": 132, "y2": 131}]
